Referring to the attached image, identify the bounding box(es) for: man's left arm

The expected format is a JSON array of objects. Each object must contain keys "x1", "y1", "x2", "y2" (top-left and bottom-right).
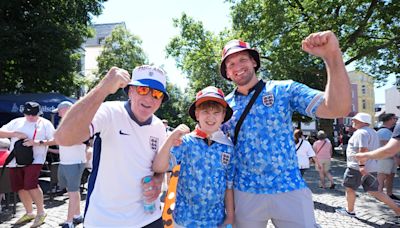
[{"x1": 302, "y1": 31, "x2": 351, "y2": 118}]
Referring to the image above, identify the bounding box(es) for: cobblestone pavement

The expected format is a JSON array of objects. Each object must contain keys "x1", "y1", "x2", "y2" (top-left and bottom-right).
[{"x1": 1, "y1": 155, "x2": 400, "y2": 227}]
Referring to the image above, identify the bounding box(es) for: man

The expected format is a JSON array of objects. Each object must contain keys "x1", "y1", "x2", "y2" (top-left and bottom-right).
[
  {"x1": 0, "y1": 101, "x2": 56, "y2": 227},
  {"x1": 220, "y1": 31, "x2": 351, "y2": 227},
  {"x1": 54, "y1": 65, "x2": 168, "y2": 227},
  {"x1": 335, "y1": 113, "x2": 400, "y2": 217},
  {"x1": 376, "y1": 113, "x2": 399, "y2": 201},
  {"x1": 356, "y1": 123, "x2": 400, "y2": 161},
  {"x1": 52, "y1": 101, "x2": 88, "y2": 228}
]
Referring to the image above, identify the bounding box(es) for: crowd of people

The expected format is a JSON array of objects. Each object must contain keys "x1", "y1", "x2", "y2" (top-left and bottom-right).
[{"x1": 0, "y1": 30, "x2": 398, "y2": 228}]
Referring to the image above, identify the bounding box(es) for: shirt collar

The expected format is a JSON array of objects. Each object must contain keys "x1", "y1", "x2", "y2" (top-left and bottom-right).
[
  {"x1": 234, "y1": 79, "x2": 263, "y2": 96},
  {"x1": 124, "y1": 101, "x2": 152, "y2": 126}
]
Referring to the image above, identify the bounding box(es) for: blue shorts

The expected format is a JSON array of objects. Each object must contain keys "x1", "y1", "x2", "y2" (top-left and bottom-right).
[{"x1": 58, "y1": 163, "x2": 85, "y2": 192}]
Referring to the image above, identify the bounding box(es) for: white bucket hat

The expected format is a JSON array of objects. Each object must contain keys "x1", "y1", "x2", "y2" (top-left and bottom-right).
[{"x1": 352, "y1": 112, "x2": 372, "y2": 124}]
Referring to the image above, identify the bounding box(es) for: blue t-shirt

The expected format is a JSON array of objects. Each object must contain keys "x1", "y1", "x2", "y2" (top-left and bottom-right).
[
  {"x1": 170, "y1": 133, "x2": 235, "y2": 227},
  {"x1": 224, "y1": 80, "x2": 323, "y2": 194}
]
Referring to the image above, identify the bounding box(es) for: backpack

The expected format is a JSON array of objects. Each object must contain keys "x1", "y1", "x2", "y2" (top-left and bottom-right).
[{"x1": 1, "y1": 139, "x2": 34, "y2": 175}]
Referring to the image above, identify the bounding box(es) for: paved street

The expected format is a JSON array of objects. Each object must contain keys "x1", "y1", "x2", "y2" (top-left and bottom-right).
[{"x1": 1, "y1": 155, "x2": 400, "y2": 227}]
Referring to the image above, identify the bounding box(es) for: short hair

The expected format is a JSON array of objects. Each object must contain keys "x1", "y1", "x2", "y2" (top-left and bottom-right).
[
  {"x1": 317, "y1": 130, "x2": 327, "y2": 140},
  {"x1": 379, "y1": 113, "x2": 396, "y2": 122},
  {"x1": 196, "y1": 100, "x2": 225, "y2": 112}
]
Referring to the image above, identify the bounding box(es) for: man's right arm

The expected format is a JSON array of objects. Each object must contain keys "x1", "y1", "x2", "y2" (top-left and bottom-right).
[{"x1": 54, "y1": 67, "x2": 130, "y2": 146}]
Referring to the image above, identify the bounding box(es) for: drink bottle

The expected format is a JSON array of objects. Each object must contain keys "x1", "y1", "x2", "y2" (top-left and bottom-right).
[{"x1": 143, "y1": 176, "x2": 156, "y2": 214}]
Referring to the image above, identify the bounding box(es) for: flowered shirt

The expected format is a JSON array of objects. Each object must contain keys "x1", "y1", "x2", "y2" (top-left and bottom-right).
[
  {"x1": 170, "y1": 131, "x2": 235, "y2": 227},
  {"x1": 224, "y1": 80, "x2": 323, "y2": 194}
]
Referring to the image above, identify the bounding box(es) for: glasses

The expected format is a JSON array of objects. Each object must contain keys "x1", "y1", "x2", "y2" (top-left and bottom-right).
[{"x1": 135, "y1": 86, "x2": 164, "y2": 100}]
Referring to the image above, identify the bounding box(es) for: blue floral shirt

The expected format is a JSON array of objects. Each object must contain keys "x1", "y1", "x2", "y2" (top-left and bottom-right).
[
  {"x1": 224, "y1": 80, "x2": 323, "y2": 194},
  {"x1": 170, "y1": 133, "x2": 235, "y2": 227}
]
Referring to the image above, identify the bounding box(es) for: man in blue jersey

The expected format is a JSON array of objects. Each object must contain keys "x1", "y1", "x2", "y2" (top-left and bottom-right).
[
  {"x1": 54, "y1": 65, "x2": 169, "y2": 228},
  {"x1": 220, "y1": 31, "x2": 351, "y2": 227}
]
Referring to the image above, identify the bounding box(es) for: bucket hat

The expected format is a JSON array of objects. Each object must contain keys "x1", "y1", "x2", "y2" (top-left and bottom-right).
[
  {"x1": 352, "y1": 112, "x2": 372, "y2": 125},
  {"x1": 188, "y1": 86, "x2": 233, "y2": 123}
]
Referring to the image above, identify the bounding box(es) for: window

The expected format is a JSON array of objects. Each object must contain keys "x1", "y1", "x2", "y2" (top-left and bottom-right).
[
  {"x1": 362, "y1": 100, "x2": 366, "y2": 109},
  {"x1": 361, "y1": 85, "x2": 366, "y2": 94}
]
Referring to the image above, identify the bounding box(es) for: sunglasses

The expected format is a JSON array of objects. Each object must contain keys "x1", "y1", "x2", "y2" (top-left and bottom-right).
[{"x1": 135, "y1": 86, "x2": 164, "y2": 100}]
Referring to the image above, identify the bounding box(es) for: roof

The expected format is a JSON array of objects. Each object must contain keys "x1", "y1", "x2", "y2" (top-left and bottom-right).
[{"x1": 85, "y1": 22, "x2": 126, "y2": 47}]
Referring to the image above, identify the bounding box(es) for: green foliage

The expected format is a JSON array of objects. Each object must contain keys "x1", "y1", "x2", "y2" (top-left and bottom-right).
[
  {"x1": 0, "y1": 0, "x2": 105, "y2": 95},
  {"x1": 166, "y1": 13, "x2": 235, "y2": 96},
  {"x1": 93, "y1": 25, "x2": 148, "y2": 101},
  {"x1": 228, "y1": 0, "x2": 400, "y2": 87}
]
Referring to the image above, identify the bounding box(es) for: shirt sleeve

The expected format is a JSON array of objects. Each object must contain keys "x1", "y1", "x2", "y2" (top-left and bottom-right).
[
  {"x1": 170, "y1": 135, "x2": 189, "y2": 169},
  {"x1": 289, "y1": 81, "x2": 324, "y2": 118},
  {"x1": 226, "y1": 147, "x2": 235, "y2": 189},
  {"x1": 90, "y1": 103, "x2": 112, "y2": 137}
]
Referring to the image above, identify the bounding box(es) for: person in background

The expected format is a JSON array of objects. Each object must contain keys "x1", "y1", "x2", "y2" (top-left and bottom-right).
[
  {"x1": 0, "y1": 101, "x2": 56, "y2": 227},
  {"x1": 153, "y1": 86, "x2": 235, "y2": 227},
  {"x1": 376, "y1": 113, "x2": 399, "y2": 201},
  {"x1": 294, "y1": 129, "x2": 321, "y2": 177},
  {"x1": 52, "y1": 101, "x2": 89, "y2": 228},
  {"x1": 356, "y1": 123, "x2": 400, "y2": 162},
  {"x1": 336, "y1": 113, "x2": 400, "y2": 217},
  {"x1": 54, "y1": 65, "x2": 168, "y2": 227},
  {"x1": 313, "y1": 130, "x2": 335, "y2": 189}
]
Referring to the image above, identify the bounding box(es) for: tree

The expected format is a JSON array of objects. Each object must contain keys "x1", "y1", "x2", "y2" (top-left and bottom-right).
[
  {"x1": 228, "y1": 0, "x2": 400, "y2": 87},
  {"x1": 93, "y1": 25, "x2": 148, "y2": 101},
  {"x1": 166, "y1": 13, "x2": 235, "y2": 98},
  {"x1": 0, "y1": 0, "x2": 105, "y2": 95}
]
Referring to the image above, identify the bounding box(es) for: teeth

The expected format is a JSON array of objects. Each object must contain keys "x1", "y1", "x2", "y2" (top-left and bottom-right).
[{"x1": 236, "y1": 70, "x2": 245, "y2": 76}]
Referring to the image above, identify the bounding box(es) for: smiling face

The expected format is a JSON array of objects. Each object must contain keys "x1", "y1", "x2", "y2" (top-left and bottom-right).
[
  {"x1": 129, "y1": 86, "x2": 162, "y2": 122},
  {"x1": 195, "y1": 101, "x2": 226, "y2": 135},
  {"x1": 224, "y1": 51, "x2": 258, "y2": 87}
]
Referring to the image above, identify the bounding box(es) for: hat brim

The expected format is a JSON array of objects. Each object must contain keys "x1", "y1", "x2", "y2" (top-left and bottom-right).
[
  {"x1": 188, "y1": 96, "x2": 233, "y2": 123},
  {"x1": 220, "y1": 49, "x2": 260, "y2": 80},
  {"x1": 352, "y1": 117, "x2": 371, "y2": 125},
  {"x1": 125, "y1": 79, "x2": 170, "y2": 103},
  {"x1": 23, "y1": 110, "x2": 42, "y2": 116}
]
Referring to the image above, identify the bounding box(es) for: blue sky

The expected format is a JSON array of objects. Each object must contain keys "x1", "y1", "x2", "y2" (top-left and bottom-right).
[{"x1": 93, "y1": 0, "x2": 395, "y2": 104}]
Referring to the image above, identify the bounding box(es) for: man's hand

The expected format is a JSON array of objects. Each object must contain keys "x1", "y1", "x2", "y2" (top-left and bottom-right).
[
  {"x1": 142, "y1": 174, "x2": 163, "y2": 202},
  {"x1": 301, "y1": 31, "x2": 341, "y2": 60},
  {"x1": 355, "y1": 153, "x2": 369, "y2": 164},
  {"x1": 99, "y1": 67, "x2": 131, "y2": 95},
  {"x1": 359, "y1": 166, "x2": 368, "y2": 176}
]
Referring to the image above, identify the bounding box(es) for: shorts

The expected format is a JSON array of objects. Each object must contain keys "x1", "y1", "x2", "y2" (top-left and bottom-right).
[
  {"x1": 58, "y1": 163, "x2": 85, "y2": 192},
  {"x1": 315, "y1": 159, "x2": 331, "y2": 172},
  {"x1": 9, "y1": 164, "x2": 43, "y2": 191},
  {"x1": 234, "y1": 188, "x2": 316, "y2": 228},
  {"x1": 377, "y1": 158, "x2": 397, "y2": 174},
  {"x1": 342, "y1": 168, "x2": 378, "y2": 192}
]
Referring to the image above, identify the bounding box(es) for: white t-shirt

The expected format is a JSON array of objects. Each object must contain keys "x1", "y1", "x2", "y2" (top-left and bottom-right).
[
  {"x1": 1, "y1": 117, "x2": 55, "y2": 166},
  {"x1": 346, "y1": 126, "x2": 379, "y2": 171},
  {"x1": 59, "y1": 144, "x2": 87, "y2": 165},
  {"x1": 296, "y1": 139, "x2": 316, "y2": 169},
  {"x1": 84, "y1": 101, "x2": 167, "y2": 228}
]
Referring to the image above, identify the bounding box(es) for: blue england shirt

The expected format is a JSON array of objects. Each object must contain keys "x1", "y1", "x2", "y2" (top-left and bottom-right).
[
  {"x1": 170, "y1": 131, "x2": 235, "y2": 227},
  {"x1": 224, "y1": 80, "x2": 324, "y2": 194}
]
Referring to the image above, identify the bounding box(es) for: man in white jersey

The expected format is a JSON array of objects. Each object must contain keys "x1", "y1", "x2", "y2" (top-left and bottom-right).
[
  {"x1": 53, "y1": 101, "x2": 89, "y2": 228},
  {"x1": 54, "y1": 65, "x2": 168, "y2": 228}
]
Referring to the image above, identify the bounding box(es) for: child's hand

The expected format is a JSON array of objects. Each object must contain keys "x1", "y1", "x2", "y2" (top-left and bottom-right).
[{"x1": 170, "y1": 124, "x2": 190, "y2": 146}]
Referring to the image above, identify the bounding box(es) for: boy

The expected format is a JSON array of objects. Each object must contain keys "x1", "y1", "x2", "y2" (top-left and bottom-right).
[{"x1": 153, "y1": 86, "x2": 235, "y2": 227}]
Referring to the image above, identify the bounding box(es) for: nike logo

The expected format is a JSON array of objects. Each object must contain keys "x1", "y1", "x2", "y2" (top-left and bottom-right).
[{"x1": 119, "y1": 130, "x2": 129, "y2": 135}]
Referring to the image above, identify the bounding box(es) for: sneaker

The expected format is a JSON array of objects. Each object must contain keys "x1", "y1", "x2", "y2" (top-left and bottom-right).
[
  {"x1": 390, "y1": 194, "x2": 400, "y2": 201},
  {"x1": 30, "y1": 213, "x2": 47, "y2": 228},
  {"x1": 15, "y1": 213, "x2": 36, "y2": 225},
  {"x1": 335, "y1": 207, "x2": 356, "y2": 217},
  {"x1": 61, "y1": 222, "x2": 74, "y2": 228},
  {"x1": 73, "y1": 215, "x2": 84, "y2": 225}
]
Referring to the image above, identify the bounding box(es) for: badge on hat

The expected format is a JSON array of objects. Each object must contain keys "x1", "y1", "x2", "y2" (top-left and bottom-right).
[{"x1": 262, "y1": 92, "x2": 274, "y2": 107}]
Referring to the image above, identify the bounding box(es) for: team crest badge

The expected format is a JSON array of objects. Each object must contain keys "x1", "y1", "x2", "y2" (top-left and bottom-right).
[
  {"x1": 262, "y1": 92, "x2": 274, "y2": 107},
  {"x1": 149, "y1": 136, "x2": 159, "y2": 153},
  {"x1": 221, "y1": 152, "x2": 231, "y2": 165}
]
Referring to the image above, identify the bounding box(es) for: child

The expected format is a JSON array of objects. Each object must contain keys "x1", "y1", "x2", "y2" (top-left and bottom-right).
[{"x1": 153, "y1": 86, "x2": 235, "y2": 228}]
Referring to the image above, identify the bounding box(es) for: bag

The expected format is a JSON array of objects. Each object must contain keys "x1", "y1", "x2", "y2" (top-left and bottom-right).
[{"x1": 13, "y1": 139, "x2": 34, "y2": 165}]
